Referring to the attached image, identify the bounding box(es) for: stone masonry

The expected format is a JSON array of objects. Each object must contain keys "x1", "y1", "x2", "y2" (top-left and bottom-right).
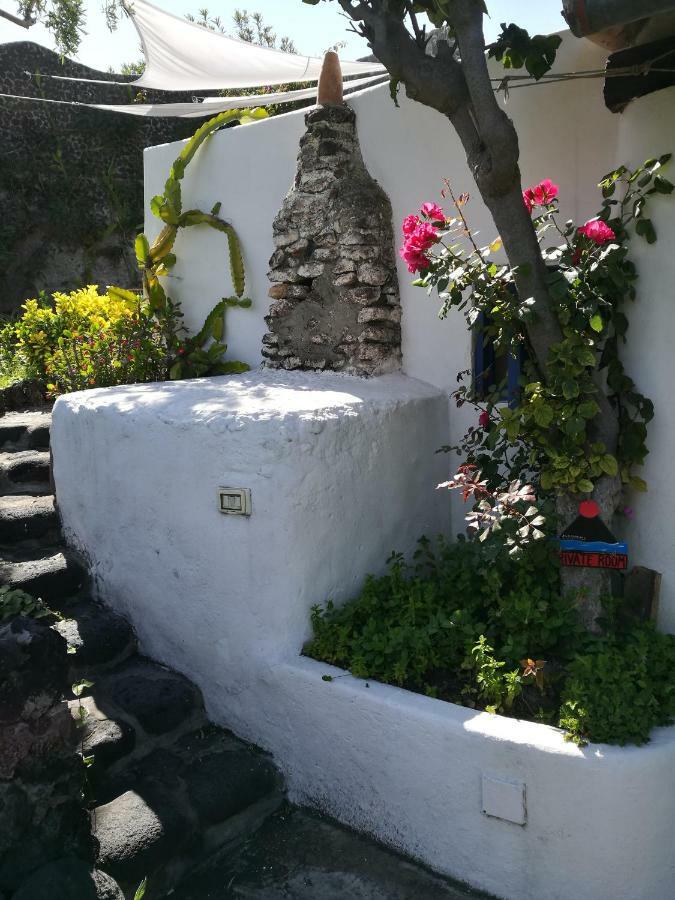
[{"x1": 263, "y1": 104, "x2": 402, "y2": 376}]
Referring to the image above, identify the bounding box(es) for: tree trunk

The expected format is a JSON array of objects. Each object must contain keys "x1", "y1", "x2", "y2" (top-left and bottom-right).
[{"x1": 336, "y1": 0, "x2": 624, "y2": 628}]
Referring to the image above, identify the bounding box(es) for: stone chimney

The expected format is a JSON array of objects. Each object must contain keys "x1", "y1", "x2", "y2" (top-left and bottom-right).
[{"x1": 262, "y1": 54, "x2": 402, "y2": 376}]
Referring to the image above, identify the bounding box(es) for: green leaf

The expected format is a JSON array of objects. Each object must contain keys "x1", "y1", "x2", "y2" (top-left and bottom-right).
[
  {"x1": 629, "y1": 475, "x2": 648, "y2": 492},
  {"x1": 578, "y1": 400, "x2": 600, "y2": 419},
  {"x1": 635, "y1": 218, "x2": 657, "y2": 244},
  {"x1": 600, "y1": 454, "x2": 618, "y2": 476},
  {"x1": 133, "y1": 878, "x2": 148, "y2": 900},
  {"x1": 577, "y1": 479, "x2": 594, "y2": 493},
  {"x1": 72, "y1": 679, "x2": 94, "y2": 698},
  {"x1": 134, "y1": 233, "x2": 150, "y2": 266},
  {"x1": 107, "y1": 286, "x2": 141, "y2": 304},
  {"x1": 533, "y1": 404, "x2": 554, "y2": 428},
  {"x1": 590, "y1": 314, "x2": 604, "y2": 333},
  {"x1": 562, "y1": 379, "x2": 579, "y2": 399},
  {"x1": 653, "y1": 176, "x2": 674, "y2": 194}
]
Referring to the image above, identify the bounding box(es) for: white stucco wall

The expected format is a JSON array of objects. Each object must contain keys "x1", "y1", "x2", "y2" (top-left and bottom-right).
[
  {"x1": 52, "y1": 371, "x2": 449, "y2": 676},
  {"x1": 52, "y1": 370, "x2": 675, "y2": 900},
  {"x1": 51, "y1": 26, "x2": 675, "y2": 899},
  {"x1": 144, "y1": 31, "x2": 675, "y2": 631}
]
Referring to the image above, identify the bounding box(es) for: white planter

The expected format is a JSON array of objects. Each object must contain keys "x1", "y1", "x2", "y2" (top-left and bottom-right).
[{"x1": 52, "y1": 371, "x2": 675, "y2": 900}]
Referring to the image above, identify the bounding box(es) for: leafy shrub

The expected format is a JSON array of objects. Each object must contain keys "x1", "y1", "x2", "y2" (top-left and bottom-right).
[
  {"x1": 559, "y1": 625, "x2": 675, "y2": 745},
  {"x1": 306, "y1": 536, "x2": 575, "y2": 705},
  {"x1": 0, "y1": 585, "x2": 52, "y2": 621},
  {"x1": 0, "y1": 286, "x2": 247, "y2": 396},
  {"x1": 0, "y1": 287, "x2": 164, "y2": 393},
  {"x1": 306, "y1": 537, "x2": 675, "y2": 745}
]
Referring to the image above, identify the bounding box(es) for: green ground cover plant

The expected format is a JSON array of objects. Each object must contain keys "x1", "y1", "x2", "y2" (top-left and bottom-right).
[{"x1": 306, "y1": 535, "x2": 675, "y2": 745}]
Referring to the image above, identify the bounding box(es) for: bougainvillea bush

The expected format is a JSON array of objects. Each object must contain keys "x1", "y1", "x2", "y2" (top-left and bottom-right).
[{"x1": 307, "y1": 159, "x2": 675, "y2": 746}]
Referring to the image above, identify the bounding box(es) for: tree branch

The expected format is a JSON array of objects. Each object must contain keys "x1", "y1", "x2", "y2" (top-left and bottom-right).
[{"x1": 0, "y1": 6, "x2": 32, "y2": 27}]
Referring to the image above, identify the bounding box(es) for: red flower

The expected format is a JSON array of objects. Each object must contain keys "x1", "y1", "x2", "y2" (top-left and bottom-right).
[
  {"x1": 577, "y1": 218, "x2": 616, "y2": 245},
  {"x1": 399, "y1": 219, "x2": 439, "y2": 273},
  {"x1": 402, "y1": 214, "x2": 420, "y2": 237},
  {"x1": 420, "y1": 201, "x2": 445, "y2": 224},
  {"x1": 523, "y1": 178, "x2": 559, "y2": 213},
  {"x1": 479, "y1": 410, "x2": 490, "y2": 429}
]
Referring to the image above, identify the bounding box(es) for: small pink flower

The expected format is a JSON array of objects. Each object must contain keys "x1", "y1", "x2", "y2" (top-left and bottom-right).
[
  {"x1": 399, "y1": 246, "x2": 430, "y2": 273},
  {"x1": 479, "y1": 410, "x2": 490, "y2": 429},
  {"x1": 399, "y1": 220, "x2": 440, "y2": 273},
  {"x1": 577, "y1": 218, "x2": 616, "y2": 245},
  {"x1": 523, "y1": 179, "x2": 559, "y2": 212},
  {"x1": 402, "y1": 214, "x2": 420, "y2": 237},
  {"x1": 623, "y1": 506, "x2": 634, "y2": 519},
  {"x1": 523, "y1": 188, "x2": 535, "y2": 213},
  {"x1": 420, "y1": 202, "x2": 445, "y2": 224}
]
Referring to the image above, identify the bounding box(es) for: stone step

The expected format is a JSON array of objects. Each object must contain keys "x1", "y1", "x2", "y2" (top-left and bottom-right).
[
  {"x1": 0, "y1": 494, "x2": 58, "y2": 543},
  {"x1": 92, "y1": 725, "x2": 283, "y2": 896},
  {"x1": 0, "y1": 546, "x2": 86, "y2": 605},
  {"x1": 172, "y1": 805, "x2": 484, "y2": 900},
  {"x1": 0, "y1": 409, "x2": 52, "y2": 451},
  {"x1": 0, "y1": 449, "x2": 51, "y2": 494},
  {"x1": 54, "y1": 599, "x2": 137, "y2": 676},
  {"x1": 83, "y1": 656, "x2": 207, "y2": 769}
]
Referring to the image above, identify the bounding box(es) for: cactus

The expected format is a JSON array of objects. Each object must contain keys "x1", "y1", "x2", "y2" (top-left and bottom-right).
[{"x1": 113, "y1": 108, "x2": 268, "y2": 380}]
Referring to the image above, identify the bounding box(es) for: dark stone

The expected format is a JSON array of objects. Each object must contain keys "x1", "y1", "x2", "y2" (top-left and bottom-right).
[
  {"x1": 54, "y1": 601, "x2": 135, "y2": 670},
  {"x1": 0, "y1": 549, "x2": 85, "y2": 607},
  {"x1": 96, "y1": 658, "x2": 203, "y2": 737},
  {"x1": 0, "y1": 616, "x2": 68, "y2": 731},
  {"x1": 71, "y1": 696, "x2": 136, "y2": 771},
  {"x1": 0, "y1": 618, "x2": 94, "y2": 892},
  {"x1": 0, "y1": 494, "x2": 57, "y2": 543},
  {"x1": 11, "y1": 858, "x2": 124, "y2": 900},
  {"x1": 185, "y1": 749, "x2": 281, "y2": 827},
  {"x1": 94, "y1": 786, "x2": 195, "y2": 889}
]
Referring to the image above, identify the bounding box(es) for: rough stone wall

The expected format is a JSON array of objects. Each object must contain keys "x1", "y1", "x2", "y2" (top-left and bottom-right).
[
  {"x1": 0, "y1": 615, "x2": 94, "y2": 892},
  {"x1": 263, "y1": 104, "x2": 401, "y2": 376},
  {"x1": 0, "y1": 42, "x2": 198, "y2": 315}
]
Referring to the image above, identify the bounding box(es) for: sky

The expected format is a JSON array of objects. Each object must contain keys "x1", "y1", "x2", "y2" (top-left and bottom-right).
[{"x1": 0, "y1": 1, "x2": 569, "y2": 72}]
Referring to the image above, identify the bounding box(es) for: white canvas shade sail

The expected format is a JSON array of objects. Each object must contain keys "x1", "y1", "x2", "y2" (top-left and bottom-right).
[
  {"x1": 125, "y1": 0, "x2": 385, "y2": 91},
  {"x1": 0, "y1": 74, "x2": 386, "y2": 118}
]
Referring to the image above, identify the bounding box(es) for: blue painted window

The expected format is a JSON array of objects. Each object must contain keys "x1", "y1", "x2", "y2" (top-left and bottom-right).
[{"x1": 473, "y1": 312, "x2": 525, "y2": 406}]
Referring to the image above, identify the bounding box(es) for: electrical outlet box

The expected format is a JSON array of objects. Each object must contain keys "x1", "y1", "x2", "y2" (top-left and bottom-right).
[
  {"x1": 218, "y1": 487, "x2": 251, "y2": 516},
  {"x1": 481, "y1": 774, "x2": 526, "y2": 825}
]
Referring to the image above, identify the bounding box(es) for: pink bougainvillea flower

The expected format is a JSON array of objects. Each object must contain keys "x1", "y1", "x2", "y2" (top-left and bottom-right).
[
  {"x1": 532, "y1": 179, "x2": 558, "y2": 206},
  {"x1": 420, "y1": 201, "x2": 445, "y2": 223},
  {"x1": 523, "y1": 179, "x2": 559, "y2": 213},
  {"x1": 399, "y1": 219, "x2": 439, "y2": 272},
  {"x1": 479, "y1": 410, "x2": 490, "y2": 428},
  {"x1": 400, "y1": 246, "x2": 431, "y2": 273},
  {"x1": 577, "y1": 217, "x2": 616, "y2": 245},
  {"x1": 402, "y1": 214, "x2": 420, "y2": 237},
  {"x1": 523, "y1": 187, "x2": 536, "y2": 213}
]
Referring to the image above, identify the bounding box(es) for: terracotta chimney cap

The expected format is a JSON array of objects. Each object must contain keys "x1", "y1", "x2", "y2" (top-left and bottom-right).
[{"x1": 317, "y1": 50, "x2": 343, "y2": 105}]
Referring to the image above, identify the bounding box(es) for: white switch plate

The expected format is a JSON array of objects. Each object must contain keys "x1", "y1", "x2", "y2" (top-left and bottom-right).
[
  {"x1": 218, "y1": 487, "x2": 251, "y2": 516},
  {"x1": 481, "y1": 774, "x2": 526, "y2": 825}
]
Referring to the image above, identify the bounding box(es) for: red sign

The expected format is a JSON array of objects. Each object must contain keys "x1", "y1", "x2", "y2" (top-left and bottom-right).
[{"x1": 560, "y1": 550, "x2": 628, "y2": 570}]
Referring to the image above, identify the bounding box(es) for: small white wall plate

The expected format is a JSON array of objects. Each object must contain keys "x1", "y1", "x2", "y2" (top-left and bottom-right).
[
  {"x1": 481, "y1": 774, "x2": 526, "y2": 825},
  {"x1": 218, "y1": 487, "x2": 252, "y2": 516}
]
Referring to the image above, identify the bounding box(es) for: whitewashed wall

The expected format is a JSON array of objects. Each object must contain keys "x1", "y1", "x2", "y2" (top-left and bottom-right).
[{"x1": 144, "y1": 31, "x2": 675, "y2": 631}]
